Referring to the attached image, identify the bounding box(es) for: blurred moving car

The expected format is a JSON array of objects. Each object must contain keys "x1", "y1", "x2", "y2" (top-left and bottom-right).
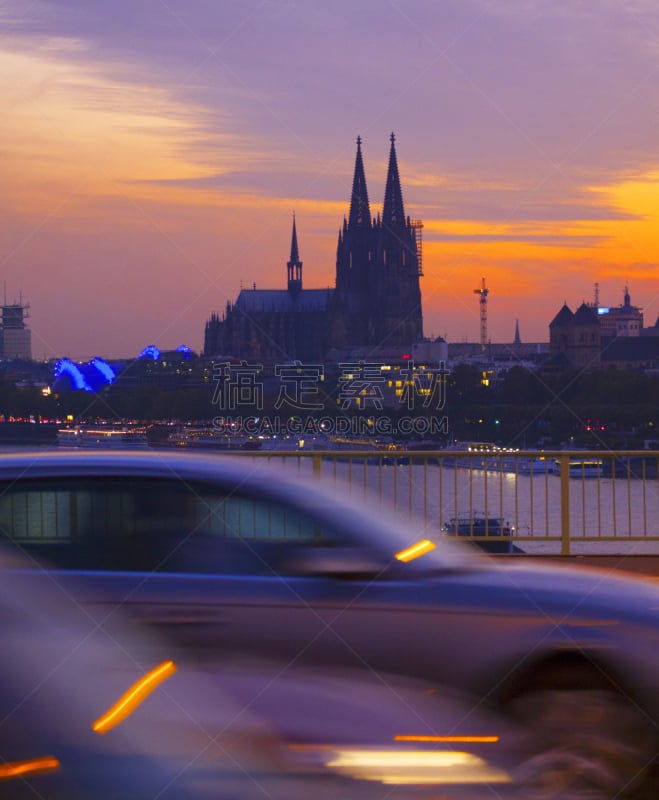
[
  {"x1": 0, "y1": 450, "x2": 658, "y2": 798},
  {"x1": 0, "y1": 549, "x2": 286, "y2": 799},
  {"x1": 0, "y1": 547, "x2": 522, "y2": 800}
]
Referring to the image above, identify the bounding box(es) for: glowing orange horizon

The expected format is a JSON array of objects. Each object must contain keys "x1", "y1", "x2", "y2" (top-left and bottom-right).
[{"x1": 5, "y1": 39, "x2": 659, "y2": 354}]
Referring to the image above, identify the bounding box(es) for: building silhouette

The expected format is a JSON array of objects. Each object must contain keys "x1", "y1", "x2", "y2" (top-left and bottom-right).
[
  {"x1": 0, "y1": 299, "x2": 31, "y2": 360},
  {"x1": 204, "y1": 134, "x2": 424, "y2": 361},
  {"x1": 597, "y1": 285, "x2": 643, "y2": 337},
  {"x1": 549, "y1": 302, "x2": 601, "y2": 369},
  {"x1": 204, "y1": 217, "x2": 332, "y2": 363},
  {"x1": 548, "y1": 288, "x2": 656, "y2": 370}
]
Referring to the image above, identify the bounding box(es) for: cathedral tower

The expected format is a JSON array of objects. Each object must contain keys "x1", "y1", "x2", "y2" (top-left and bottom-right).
[
  {"x1": 371, "y1": 133, "x2": 423, "y2": 346},
  {"x1": 331, "y1": 134, "x2": 423, "y2": 349},
  {"x1": 332, "y1": 136, "x2": 373, "y2": 345}
]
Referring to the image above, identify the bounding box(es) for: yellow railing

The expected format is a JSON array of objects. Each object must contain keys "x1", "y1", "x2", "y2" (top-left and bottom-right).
[{"x1": 241, "y1": 449, "x2": 659, "y2": 556}]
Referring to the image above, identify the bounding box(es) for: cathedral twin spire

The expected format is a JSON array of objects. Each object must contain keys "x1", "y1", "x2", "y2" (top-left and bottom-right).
[
  {"x1": 348, "y1": 132, "x2": 406, "y2": 230},
  {"x1": 349, "y1": 136, "x2": 371, "y2": 228},
  {"x1": 289, "y1": 132, "x2": 413, "y2": 295},
  {"x1": 335, "y1": 132, "x2": 422, "y2": 347},
  {"x1": 382, "y1": 132, "x2": 406, "y2": 228}
]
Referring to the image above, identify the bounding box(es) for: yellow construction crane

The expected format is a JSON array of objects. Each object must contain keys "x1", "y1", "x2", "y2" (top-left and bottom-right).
[{"x1": 474, "y1": 277, "x2": 488, "y2": 350}]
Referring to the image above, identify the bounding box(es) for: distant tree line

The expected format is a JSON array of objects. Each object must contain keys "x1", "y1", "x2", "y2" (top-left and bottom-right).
[
  {"x1": 3, "y1": 363, "x2": 659, "y2": 448},
  {"x1": 444, "y1": 365, "x2": 659, "y2": 448}
]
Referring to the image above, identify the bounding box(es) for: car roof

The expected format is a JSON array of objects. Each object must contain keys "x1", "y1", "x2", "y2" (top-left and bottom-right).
[
  {"x1": 0, "y1": 450, "x2": 333, "y2": 513},
  {"x1": 0, "y1": 448, "x2": 262, "y2": 476}
]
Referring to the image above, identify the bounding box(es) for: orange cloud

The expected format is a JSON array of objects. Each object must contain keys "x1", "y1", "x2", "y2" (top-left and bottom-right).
[
  {"x1": 415, "y1": 174, "x2": 659, "y2": 342},
  {"x1": 0, "y1": 43, "x2": 241, "y2": 218}
]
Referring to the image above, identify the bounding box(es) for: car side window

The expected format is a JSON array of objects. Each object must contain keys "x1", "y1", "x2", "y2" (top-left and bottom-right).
[
  {"x1": 197, "y1": 493, "x2": 320, "y2": 541},
  {"x1": 0, "y1": 477, "x2": 332, "y2": 574}
]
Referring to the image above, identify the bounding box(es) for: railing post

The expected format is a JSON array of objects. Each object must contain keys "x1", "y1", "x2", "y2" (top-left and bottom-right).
[
  {"x1": 558, "y1": 455, "x2": 571, "y2": 555},
  {"x1": 312, "y1": 454, "x2": 322, "y2": 480}
]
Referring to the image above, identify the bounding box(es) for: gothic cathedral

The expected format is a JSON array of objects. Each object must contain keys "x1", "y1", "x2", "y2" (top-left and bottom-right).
[{"x1": 204, "y1": 134, "x2": 424, "y2": 361}]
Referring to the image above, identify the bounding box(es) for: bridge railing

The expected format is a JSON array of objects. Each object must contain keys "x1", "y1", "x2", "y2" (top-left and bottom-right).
[{"x1": 239, "y1": 449, "x2": 659, "y2": 556}]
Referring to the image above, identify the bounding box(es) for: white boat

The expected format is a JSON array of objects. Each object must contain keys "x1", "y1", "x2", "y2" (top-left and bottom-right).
[
  {"x1": 316, "y1": 437, "x2": 411, "y2": 464},
  {"x1": 442, "y1": 442, "x2": 554, "y2": 475},
  {"x1": 166, "y1": 427, "x2": 261, "y2": 450},
  {"x1": 515, "y1": 456, "x2": 556, "y2": 475},
  {"x1": 565, "y1": 459, "x2": 603, "y2": 478},
  {"x1": 57, "y1": 426, "x2": 149, "y2": 449}
]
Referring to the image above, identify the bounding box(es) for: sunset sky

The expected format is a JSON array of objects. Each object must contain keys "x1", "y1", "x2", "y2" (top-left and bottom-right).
[{"x1": 4, "y1": 0, "x2": 659, "y2": 359}]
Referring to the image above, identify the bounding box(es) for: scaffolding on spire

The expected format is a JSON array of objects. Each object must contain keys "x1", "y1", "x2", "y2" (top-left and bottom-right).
[{"x1": 410, "y1": 220, "x2": 423, "y2": 275}]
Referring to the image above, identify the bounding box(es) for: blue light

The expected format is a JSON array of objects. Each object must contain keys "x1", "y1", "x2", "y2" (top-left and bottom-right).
[
  {"x1": 54, "y1": 357, "x2": 118, "y2": 392},
  {"x1": 138, "y1": 344, "x2": 161, "y2": 360},
  {"x1": 54, "y1": 358, "x2": 92, "y2": 392},
  {"x1": 597, "y1": 307, "x2": 610, "y2": 315},
  {"x1": 90, "y1": 357, "x2": 116, "y2": 383},
  {"x1": 176, "y1": 344, "x2": 192, "y2": 353}
]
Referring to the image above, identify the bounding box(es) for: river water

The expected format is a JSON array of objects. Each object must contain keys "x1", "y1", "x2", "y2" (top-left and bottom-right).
[{"x1": 272, "y1": 456, "x2": 659, "y2": 556}]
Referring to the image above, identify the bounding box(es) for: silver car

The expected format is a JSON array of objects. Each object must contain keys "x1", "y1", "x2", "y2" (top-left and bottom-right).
[{"x1": 1, "y1": 449, "x2": 658, "y2": 798}]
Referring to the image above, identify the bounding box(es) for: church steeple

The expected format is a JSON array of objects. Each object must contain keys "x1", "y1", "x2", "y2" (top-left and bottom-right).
[
  {"x1": 348, "y1": 136, "x2": 371, "y2": 229},
  {"x1": 514, "y1": 319, "x2": 521, "y2": 345},
  {"x1": 287, "y1": 214, "x2": 302, "y2": 296},
  {"x1": 382, "y1": 132, "x2": 405, "y2": 228}
]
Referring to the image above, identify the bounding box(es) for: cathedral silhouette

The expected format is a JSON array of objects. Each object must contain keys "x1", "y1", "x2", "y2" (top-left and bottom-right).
[{"x1": 204, "y1": 134, "x2": 424, "y2": 362}]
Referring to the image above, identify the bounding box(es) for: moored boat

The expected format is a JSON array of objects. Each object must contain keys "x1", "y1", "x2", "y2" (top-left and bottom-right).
[
  {"x1": 57, "y1": 426, "x2": 149, "y2": 449},
  {"x1": 166, "y1": 426, "x2": 261, "y2": 450},
  {"x1": 443, "y1": 514, "x2": 514, "y2": 538},
  {"x1": 555, "y1": 458, "x2": 604, "y2": 478},
  {"x1": 442, "y1": 513, "x2": 519, "y2": 554},
  {"x1": 441, "y1": 442, "x2": 555, "y2": 474}
]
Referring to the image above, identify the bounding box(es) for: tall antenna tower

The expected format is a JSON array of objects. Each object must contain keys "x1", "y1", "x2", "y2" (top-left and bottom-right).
[
  {"x1": 594, "y1": 282, "x2": 600, "y2": 309},
  {"x1": 474, "y1": 277, "x2": 489, "y2": 350}
]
